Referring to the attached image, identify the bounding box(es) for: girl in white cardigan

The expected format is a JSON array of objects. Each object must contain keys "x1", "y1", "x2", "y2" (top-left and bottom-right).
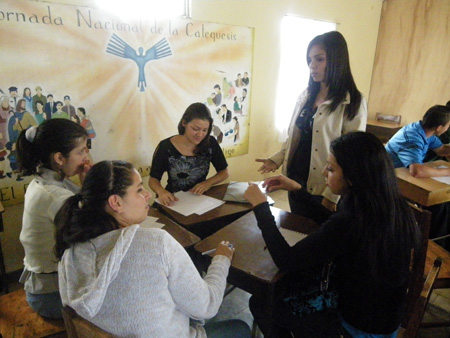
[
  {"x1": 55, "y1": 160, "x2": 250, "y2": 338},
  {"x1": 17, "y1": 119, "x2": 90, "y2": 318}
]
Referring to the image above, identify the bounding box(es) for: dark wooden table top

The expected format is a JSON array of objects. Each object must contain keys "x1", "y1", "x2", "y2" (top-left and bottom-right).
[
  {"x1": 194, "y1": 206, "x2": 319, "y2": 295},
  {"x1": 148, "y1": 208, "x2": 200, "y2": 248}
]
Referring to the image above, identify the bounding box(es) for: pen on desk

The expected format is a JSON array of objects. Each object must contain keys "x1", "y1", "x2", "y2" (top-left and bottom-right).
[
  {"x1": 202, "y1": 244, "x2": 234, "y2": 255},
  {"x1": 201, "y1": 248, "x2": 217, "y2": 255}
]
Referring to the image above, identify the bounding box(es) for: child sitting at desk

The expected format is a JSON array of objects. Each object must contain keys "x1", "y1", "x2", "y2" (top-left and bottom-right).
[
  {"x1": 385, "y1": 104, "x2": 450, "y2": 250},
  {"x1": 244, "y1": 132, "x2": 421, "y2": 338},
  {"x1": 149, "y1": 102, "x2": 229, "y2": 206}
]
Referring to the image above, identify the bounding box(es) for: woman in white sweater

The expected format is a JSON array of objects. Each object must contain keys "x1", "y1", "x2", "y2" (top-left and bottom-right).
[
  {"x1": 17, "y1": 119, "x2": 90, "y2": 318},
  {"x1": 55, "y1": 160, "x2": 250, "y2": 338}
]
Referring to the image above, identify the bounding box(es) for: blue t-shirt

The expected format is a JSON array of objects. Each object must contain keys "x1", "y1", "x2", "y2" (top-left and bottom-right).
[{"x1": 385, "y1": 121, "x2": 442, "y2": 168}]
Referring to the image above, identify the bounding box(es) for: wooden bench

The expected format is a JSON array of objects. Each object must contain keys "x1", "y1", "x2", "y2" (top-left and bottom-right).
[{"x1": 0, "y1": 289, "x2": 66, "y2": 338}]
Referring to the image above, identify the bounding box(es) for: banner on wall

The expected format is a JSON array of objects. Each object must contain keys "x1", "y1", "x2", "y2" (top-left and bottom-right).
[{"x1": 0, "y1": 0, "x2": 254, "y2": 205}]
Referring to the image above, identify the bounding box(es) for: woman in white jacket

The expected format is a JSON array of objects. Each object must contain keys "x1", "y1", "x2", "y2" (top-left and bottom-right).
[
  {"x1": 256, "y1": 31, "x2": 367, "y2": 214},
  {"x1": 55, "y1": 160, "x2": 250, "y2": 338}
]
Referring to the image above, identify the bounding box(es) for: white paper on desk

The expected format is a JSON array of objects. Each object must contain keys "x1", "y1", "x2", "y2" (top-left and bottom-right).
[
  {"x1": 431, "y1": 176, "x2": 450, "y2": 185},
  {"x1": 156, "y1": 191, "x2": 225, "y2": 216},
  {"x1": 139, "y1": 216, "x2": 165, "y2": 229},
  {"x1": 279, "y1": 228, "x2": 308, "y2": 247},
  {"x1": 224, "y1": 181, "x2": 275, "y2": 205}
]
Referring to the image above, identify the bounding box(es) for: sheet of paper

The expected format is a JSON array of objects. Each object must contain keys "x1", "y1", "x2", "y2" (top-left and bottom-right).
[
  {"x1": 223, "y1": 181, "x2": 274, "y2": 205},
  {"x1": 139, "y1": 216, "x2": 165, "y2": 229},
  {"x1": 431, "y1": 165, "x2": 450, "y2": 184},
  {"x1": 279, "y1": 228, "x2": 308, "y2": 247},
  {"x1": 156, "y1": 191, "x2": 225, "y2": 216}
]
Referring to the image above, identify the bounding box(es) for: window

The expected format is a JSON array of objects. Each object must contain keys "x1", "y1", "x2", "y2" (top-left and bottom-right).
[{"x1": 274, "y1": 16, "x2": 336, "y2": 140}]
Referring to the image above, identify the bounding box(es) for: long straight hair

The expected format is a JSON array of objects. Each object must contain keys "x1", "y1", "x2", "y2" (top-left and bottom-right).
[
  {"x1": 331, "y1": 132, "x2": 421, "y2": 285},
  {"x1": 306, "y1": 31, "x2": 362, "y2": 120}
]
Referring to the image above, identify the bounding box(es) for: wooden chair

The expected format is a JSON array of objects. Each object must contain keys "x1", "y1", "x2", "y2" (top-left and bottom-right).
[
  {"x1": 0, "y1": 289, "x2": 66, "y2": 338},
  {"x1": 398, "y1": 257, "x2": 443, "y2": 338},
  {"x1": 61, "y1": 306, "x2": 118, "y2": 338}
]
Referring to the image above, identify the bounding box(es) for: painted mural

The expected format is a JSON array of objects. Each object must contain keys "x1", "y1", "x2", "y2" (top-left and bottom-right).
[{"x1": 0, "y1": 0, "x2": 254, "y2": 205}]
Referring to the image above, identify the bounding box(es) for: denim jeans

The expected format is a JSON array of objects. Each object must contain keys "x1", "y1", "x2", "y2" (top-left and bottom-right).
[
  {"x1": 26, "y1": 291, "x2": 63, "y2": 319},
  {"x1": 204, "y1": 319, "x2": 251, "y2": 338}
]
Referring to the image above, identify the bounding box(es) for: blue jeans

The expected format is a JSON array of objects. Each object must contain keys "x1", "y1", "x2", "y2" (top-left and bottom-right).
[
  {"x1": 204, "y1": 319, "x2": 251, "y2": 338},
  {"x1": 26, "y1": 291, "x2": 63, "y2": 319}
]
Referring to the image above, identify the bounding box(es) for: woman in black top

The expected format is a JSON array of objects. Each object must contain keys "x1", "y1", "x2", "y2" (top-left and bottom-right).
[
  {"x1": 149, "y1": 102, "x2": 228, "y2": 206},
  {"x1": 244, "y1": 132, "x2": 421, "y2": 338}
]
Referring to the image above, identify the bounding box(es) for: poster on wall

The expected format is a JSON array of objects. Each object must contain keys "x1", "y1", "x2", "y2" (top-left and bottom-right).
[{"x1": 0, "y1": 0, "x2": 254, "y2": 205}]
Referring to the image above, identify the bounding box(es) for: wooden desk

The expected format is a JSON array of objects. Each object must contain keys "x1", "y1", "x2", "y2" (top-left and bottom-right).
[
  {"x1": 148, "y1": 208, "x2": 200, "y2": 248},
  {"x1": 366, "y1": 119, "x2": 402, "y2": 144},
  {"x1": 425, "y1": 240, "x2": 450, "y2": 289},
  {"x1": 395, "y1": 160, "x2": 450, "y2": 206},
  {"x1": 194, "y1": 207, "x2": 318, "y2": 335},
  {"x1": 157, "y1": 184, "x2": 252, "y2": 238}
]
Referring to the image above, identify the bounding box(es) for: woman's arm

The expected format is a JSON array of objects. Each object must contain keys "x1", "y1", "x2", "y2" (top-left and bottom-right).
[
  {"x1": 148, "y1": 177, "x2": 178, "y2": 206},
  {"x1": 162, "y1": 232, "x2": 231, "y2": 320},
  {"x1": 190, "y1": 168, "x2": 229, "y2": 195}
]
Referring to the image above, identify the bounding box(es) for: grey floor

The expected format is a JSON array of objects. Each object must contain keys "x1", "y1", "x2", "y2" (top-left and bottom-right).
[{"x1": 210, "y1": 190, "x2": 450, "y2": 337}]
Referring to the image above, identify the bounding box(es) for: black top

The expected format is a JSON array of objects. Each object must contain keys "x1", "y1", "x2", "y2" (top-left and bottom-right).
[
  {"x1": 253, "y1": 189, "x2": 408, "y2": 334},
  {"x1": 288, "y1": 102, "x2": 316, "y2": 186},
  {"x1": 150, "y1": 136, "x2": 228, "y2": 193}
]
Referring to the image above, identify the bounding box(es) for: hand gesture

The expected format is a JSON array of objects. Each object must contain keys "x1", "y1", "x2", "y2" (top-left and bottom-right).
[
  {"x1": 214, "y1": 240, "x2": 235, "y2": 261},
  {"x1": 255, "y1": 158, "x2": 278, "y2": 174},
  {"x1": 78, "y1": 160, "x2": 93, "y2": 184},
  {"x1": 190, "y1": 180, "x2": 212, "y2": 195},
  {"x1": 262, "y1": 175, "x2": 302, "y2": 193},
  {"x1": 243, "y1": 183, "x2": 267, "y2": 207},
  {"x1": 158, "y1": 189, "x2": 179, "y2": 206}
]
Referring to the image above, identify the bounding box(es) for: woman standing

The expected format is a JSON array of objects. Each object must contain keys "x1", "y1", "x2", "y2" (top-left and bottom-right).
[
  {"x1": 245, "y1": 132, "x2": 420, "y2": 337},
  {"x1": 17, "y1": 119, "x2": 90, "y2": 318},
  {"x1": 149, "y1": 102, "x2": 229, "y2": 206},
  {"x1": 56, "y1": 161, "x2": 250, "y2": 337},
  {"x1": 23, "y1": 87, "x2": 33, "y2": 115},
  {"x1": 34, "y1": 101, "x2": 47, "y2": 125},
  {"x1": 256, "y1": 31, "x2": 367, "y2": 213}
]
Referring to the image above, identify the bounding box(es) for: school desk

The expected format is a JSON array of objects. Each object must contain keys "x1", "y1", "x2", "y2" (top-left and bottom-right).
[
  {"x1": 366, "y1": 118, "x2": 403, "y2": 144},
  {"x1": 395, "y1": 160, "x2": 450, "y2": 206},
  {"x1": 194, "y1": 207, "x2": 319, "y2": 337},
  {"x1": 156, "y1": 183, "x2": 252, "y2": 238},
  {"x1": 148, "y1": 208, "x2": 200, "y2": 248},
  {"x1": 425, "y1": 239, "x2": 450, "y2": 289}
]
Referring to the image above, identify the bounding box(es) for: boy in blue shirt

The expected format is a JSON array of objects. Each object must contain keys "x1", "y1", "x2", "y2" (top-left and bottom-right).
[{"x1": 386, "y1": 104, "x2": 450, "y2": 250}]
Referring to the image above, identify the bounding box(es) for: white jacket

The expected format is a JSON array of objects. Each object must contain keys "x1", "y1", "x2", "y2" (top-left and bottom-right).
[
  {"x1": 59, "y1": 225, "x2": 231, "y2": 338},
  {"x1": 270, "y1": 90, "x2": 367, "y2": 203}
]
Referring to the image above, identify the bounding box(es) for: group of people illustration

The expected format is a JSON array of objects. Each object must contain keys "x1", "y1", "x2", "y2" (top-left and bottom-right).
[
  {"x1": 0, "y1": 86, "x2": 95, "y2": 180},
  {"x1": 205, "y1": 72, "x2": 250, "y2": 146}
]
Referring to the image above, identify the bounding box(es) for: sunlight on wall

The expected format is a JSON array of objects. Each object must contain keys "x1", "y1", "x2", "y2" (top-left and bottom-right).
[
  {"x1": 95, "y1": 0, "x2": 186, "y2": 20},
  {"x1": 275, "y1": 16, "x2": 335, "y2": 141}
]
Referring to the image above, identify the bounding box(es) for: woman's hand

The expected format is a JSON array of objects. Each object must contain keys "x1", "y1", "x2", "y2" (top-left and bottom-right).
[
  {"x1": 321, "y1": 197, "x2": 337, "y2": 212},
  {"x1": 213, "y1": 240, "x2": 235, "y2": 261},
  {"x1": 262, "y1": 175, "x2": 302, "y2": 193},
  {"x1": 243, "y1": 183, "x2": 267, "y2": 207},
  {"x1": 190, "y1": 180, "x2": 212, "y2": 195},
  {"x1": 255, "y1": 158, "x2": 278, "y2": 174},
  {"x1": 78, "y1": 160, "x2": 93, "y2": 184},
  {"x1": 158, "y1": 189, "x2": 179, "y2": 206}
]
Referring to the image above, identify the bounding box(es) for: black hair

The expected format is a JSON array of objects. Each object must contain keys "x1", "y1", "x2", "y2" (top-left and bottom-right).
[
  {"x1": 78, "y1": 107, "x2": 86, "y2": 115},
  {"x1": 177, "y1": 103, "x2": 213, "y2": 155},
  {"x1": 330, "y1": 132, "x2": 421, "y2": 285},
  {"x1": 55, "y1": 160, "x2": 135, "y2": 259},
  {"x1": 214, "y1": 84, "x2": 221, "y2": 90},
  {"x1": 16, "y1": 98, "x2": 25, "y2": 112},
  {"x1": 17, "y1": 119, "x2": 88, "y2": 176},
  {"x1": 422, "y1": 105, "x2": 450, "y2": 129},
  {"x1": 306, "y1": 31, "x2": 362, "y2": 120}
]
